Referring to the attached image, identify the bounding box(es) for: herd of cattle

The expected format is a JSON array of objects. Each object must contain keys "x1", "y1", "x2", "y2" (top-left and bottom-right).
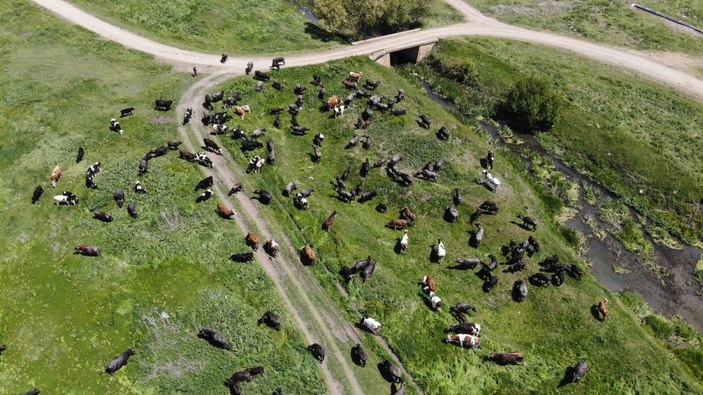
[{"x1": 14, "y1": 60, "x2": 606, "y2": 394}]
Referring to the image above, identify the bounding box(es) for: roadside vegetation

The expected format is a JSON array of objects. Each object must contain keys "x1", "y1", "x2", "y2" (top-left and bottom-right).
[
  {"x1": 405, "y1": 38, "x2": 703, "y2": 247},
  {"x1": 0, "y1": 2, "x2": 327, "y2": 393},
  {"x1": 67, "y1": 0, "x2": 461, "y2": 54},
  {"x1": 466, "y1": 0, "x2": 703, "y2": 55},
  {"x1": 206, "y1": 56, "x2": 701, "y2": 393}
]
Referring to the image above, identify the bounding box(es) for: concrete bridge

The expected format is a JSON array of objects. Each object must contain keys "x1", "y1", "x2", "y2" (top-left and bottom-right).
[{"x1": 353, "y1": 29, "x2": 438, "y2": 66}]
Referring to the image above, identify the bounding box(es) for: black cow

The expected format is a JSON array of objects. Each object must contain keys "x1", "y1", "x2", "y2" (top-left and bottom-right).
[
  {"x1": 127, "y1": 201, "x2": 138, "y2": 218},
  {"x1": 114, "y1": 189, "x2": 125, "y2": 208},
  {"x1": 230, "y1": 252, "x2": 255, "y2": 263},
  {"x1": 198, "y1": 328, "x2": 231, "y2": 350},
  {"x1": 351, "y1": 343, "x2": 367, "y2": 367},
  {"x1": 195, "y1": 176, "x2": 214, "y2": 191},
  {"x1": 92, "y1": 209, "x2": 113, "y2": 223},
  {"x1": 307, "y1": 343, "x2": 325, "y2": 364},
  {"x1": 378, "y1": 360, "x2": 403, "y2": 383},
  {"x1": 138, "y1": 159, "x2": 148, "y2": 176},
  {"x1": 357, "y1": 190, "x2": 377, "y2": 204},
  {"x1": 251, "y1": 189, "x2": 272, "y2": 205},
  {"x1": 120, "y1": 107, "x2": 134, "y2": 117},
  {"x1": 31, "y1": 185, "x2": 44, "y2": 204},
  {"x1": 76, "y1": 146, "x2": 85, "y2": 163},
  {"x1": 74, "y1": 245, "x2": 100, "y2": 256},
  {"x1": 154, "y1": 99, "x2": 173, "y2": 111},
  {"x1": 105, "y1": 348, "x2": 136, "y2": 374},
  {"x1": 257, "y1": 311, "x2": 281, "y2": 331}
]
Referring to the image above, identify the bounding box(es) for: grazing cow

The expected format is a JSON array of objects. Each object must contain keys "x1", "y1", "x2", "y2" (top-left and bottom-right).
[
  {"x1": 154, "y1": 99, "x2": 173, "y2": 111},
  {"x1": 597, "y1": 298, "x2": 609, "y2": 320},
  {"x1": 399, "y1": 206, "x2": 416, "y2": 224},
  {"x1": 245, "y1": 61, "x2": 254, "y2": 75},
  {"x1": 482, "y1": 276, "x2": 499, "y2": 292},
  {"x1": 417, "y1": 114, "x2": 432, "y2": 129},
  {"x1": 436, "y1": 126, "x2": 451, "y2": 141},
  {"x1": 105, "y1": 348, "x2": 136, "y2": 374},
  {"x1": 54, "y1": 191, "x2": 78, "y2": 205},
  {"x1": 254, "y1": 70, "x2": 269, "y2": 81},
  {"x1": 195, "y1": 176, "x2": 214, "y2": 191},
  {"x1": 486, "y1": 352, "x2": 525, "y2": 366},
  {"x1": 551, "y1": 270, "x2": 565, "y2": 286},
  {"x1": 202, "y1": 138, "x2": 222, "y2": 156},
  {"x1": 379, "y1": 360, "x2": 403, "y2": 383},
  {"x1": 134, "y1": 181, "x2": 147, "y2": 194},
  {"x1": 313, "y1": 132, "x2": 325, "y2": 146},
  {"x1": 230, "y1": 252, "x2": 255, "y2": 263},
  {"x1": 227, "y1": 370, "x2": 252, "y2": 384},
  {"x1": 114, "y1": 189, "x2": 125, "y2": 208},
  {"x1": 31, "y1": 185, "x2": 44, "y2": 204},
  {"x1": 357, "y1": 190, "x2": 377, "y2": 204},
  {"x1": 326, "y1": 95, "x2": 340, "y2": 109},
  {"x1": 74, "y1": 245, "x2": 100, "y2": 256},
  {"x1": 365, "y1": 79, "x2": 381, "y2": 90},
  {"x1": 24, "y1": 390, "x2": 40, "y2": 395},
  {"x1": 529, "y1": 272, "x2": 550, "y2": 287},
  {"x1": 346, "y1": 134, "x2": 359, "y2": 148},
  {"x1": 447, "y1": 322, "x2": 481, "y2": 336},
  {"x1": 282, "y1": 182, "x2": 297, "y2": 197},
  {"x1": 233, "y1": 105, "x2": 251, "y2": 120},
  {"x1": 50, "y1": 165, "x2": 62, "y2": 188},
  {"x1": 360, "y1": 259, "x2": 376, "y2": 282},
  {"x1": 343, "y1": 80, "x2": 358, "y2": 90},
  {"x1": 245, "y1": 232, "x2": 260, "y2": 251},
  {"x1": 228, "y1": 183, "x2": 243, "y2": 195},
  {"x1": 399, "y1": 230, "x2": 409, "y2": 253},
  {"x1": 255, "y1": 80, "x2": 265, "y2": 92},
  {"x1": 127, "y1": 201, "x2": 138, "y2": 218},
  {"x1": 137, "y1": 159, "x2": 148, "y2": 176},
  {"x1": 450, "y1": 257, "x2": 480, "y2": 270},
  {"x1": 359, "y1": 315, "x2": 381, "y2": 334},
  {"x1": 362, "y1": 135, "x2": 372, "y2": 150},
  {"x1": 486, "y1": 151, "x2": 495, "y2": 169},
  {"x1": 471, "y1": 223, "x2": 485, "y2": 248},
  {"x1": 351, "y1": 343, "x2": 367, "y2": 367},
  {"x1": 422, "y1": 275, "x2": 436, "y2": 292},
  {"x1": 567, "y1": 264, "x2": 584, "y2": 280},
  {"x1": 482, "y1": 170, "x2": 501, "y2": 191},
  {"x1": 311, "y1": 145, "x2": 321, "y2": 162},
  {"x1": 264, "y1": 239, "x2": 280, "y2": 257},
  {"x1": 348, "y1": 72, "x2": 362, "y2": 81},
  {"x1": 251, "y1": 189, "x2": 272, "y2": 204},
  {"x1": 566, "y1": 361, "x2": 589, "y2": 384},
  {"x1": 391, "y1": 107, "x2": 406, "y2": 116},
  {"x1": 425, "y1": 290, "x2": 443, "y2": 311},
  {"x1": 333, "y1": 105, "x2": 346, "y2": 118},
  {"x1": 517, "y1": 214, "x2": 537, "y2": 231},
  {"x1": 436, "y1": 239, "x2": 446, "y2": 261},
  {"x1": 391, "y1": 383, "x2": 406, "y2": 395},
  {"x1": 120, "y1": 107, "x2": 134, "y2": 117},
  {"x1": 272, "y1": 80, "x2": 284, "y2": 91},
  {"x1": 198, "y1": 328, "x2": 230, "y2": 350},
  {"x1": 247, "y1": 155, "x2": 266, "y2": 173},
  {"x1": 109, "y1": 118, "x2": 123, "y2": 134},
  {"x1": 92, "y1": 209, "x2": 113, "y2": 223},
  {"x1": 217, "y1": 202, "x2": 234, "y2": 218},
  {"x1": 386, "y1": 219, "x2": 408, "y2": 230},
  {"x1": 513, "y1": 280, "x2": 528, "y2": 302},
  {"x1": 322, "y1": 210, "x2": 337, "y2": 231},
  {"x1": 307, "y1": 343, "x2": 325, "y2": 363},
  {"x1": 179, "y1": 150, "x2": 197, "y2": 162},
  {"x1": 451, "y1": 303, "x2": 478, "y2": 317},
  {"x1": 445, "y1": 206, "x2": 459, "y2": 223},
  {"x1": 446, "y1": 334, "x2": 480, "y2": 349},
  {"x1": 299, "y1": 244, "x2": 316, "y2": 265},
  {"x1": 76, "y1": 146, "x2": 85, "y2": 163},
  {"x1": 257, "y1": 311, "x2": 281, "y2": 331},
  {"x1": 504, "y1": 260, "x2": 527, "y2": 273}
]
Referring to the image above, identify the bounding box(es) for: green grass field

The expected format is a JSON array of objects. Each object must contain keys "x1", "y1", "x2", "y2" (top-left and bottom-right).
[
  {"x1": 67, "y1": 0, "x2": 462, "y2": 55},
  {"x1": 202, "y1": 56, "x2": 702, "y2": 393},
  {"x1": 466, "y1": 0, "x2": 703, "y2": 54},
  {"x1": 406, "y1": 38, "x2": 703, "y2": 244},
  {"x1": 0, "y1": 2, "x2": 327, "y2": 393}
]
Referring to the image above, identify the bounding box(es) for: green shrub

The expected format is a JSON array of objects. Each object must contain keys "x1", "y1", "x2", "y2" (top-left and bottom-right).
[
  {"x1": 501, "y1": 76, "x2": 564, "y2": 133},
  {"x1": 644, "y1": 314, "x2": 674, "y2": 339}
]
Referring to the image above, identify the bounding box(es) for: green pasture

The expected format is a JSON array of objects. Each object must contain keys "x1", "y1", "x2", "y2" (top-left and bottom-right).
[
  {"x1": 203, "y1": 56, "x2": 702, "y2": 393},
  {"x1": 407, "y1": 38, "x2": 703, "y2": 244},
  {"x1": 67, "y1": 0, "x2": 461, "y2": 55},
  {"x1": 0, "y1": 2, "x2": 326, "y2": 393},
  {"x1": 466, "y1": 0, "x2": 703, "y2": 54}
]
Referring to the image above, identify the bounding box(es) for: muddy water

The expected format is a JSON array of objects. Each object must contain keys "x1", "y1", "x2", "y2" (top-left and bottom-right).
[{"x1": 421, "y1": 82, "x2": 703, "y2": 330}]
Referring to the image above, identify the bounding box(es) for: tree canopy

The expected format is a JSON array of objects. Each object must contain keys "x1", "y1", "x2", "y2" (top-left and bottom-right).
[
  {"x1": 502, "y1": 76, "x2": 564, "y2": 133},
  {"x1": 312, "y1": 0, "x2": 427, "y2": 40}
]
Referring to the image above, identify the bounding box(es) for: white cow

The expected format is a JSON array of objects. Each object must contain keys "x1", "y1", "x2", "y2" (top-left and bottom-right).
[
  {"x1": 481, "y1": 170, "x2": 501, "y2": 191},
  {"x1": 359, "y1": 316, "x2": 381, "y2": 334},
  {"x1": 436, "y1": 239, "x2": 446, "y2": 260},
  {"x1": 446, "y1": 334, "x2": 480, "y2": 349}
]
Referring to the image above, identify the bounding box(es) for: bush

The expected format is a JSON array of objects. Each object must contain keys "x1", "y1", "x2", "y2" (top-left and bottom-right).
[
  {"x1": 644, "y1": 314, "x2": 674, "y2": 339},
  {"x1": 501, "y1": 76, "x2": 564, "y2": 133},
  {"x1": 312, "y1": 0, "x2": 427, "y2": 39}
]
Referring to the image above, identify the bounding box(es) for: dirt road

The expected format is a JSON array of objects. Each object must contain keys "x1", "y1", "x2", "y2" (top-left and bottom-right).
[{"x1": 32, "y1": 0, "x2": 703, "y2": 100}]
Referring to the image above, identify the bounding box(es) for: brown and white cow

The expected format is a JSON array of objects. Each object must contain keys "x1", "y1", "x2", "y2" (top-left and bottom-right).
[
  {"x1": 446, "y1": 334, "x2": 480, "y2": 349},
  {"x1": 326, "y1": 95, "x2": 340, "y2": 109},
  {"x1": 233, "y1": 105, "x2": 251, "y2": 120},
  {"x1": 264, "y1": 239, "x2": 280, "y2": 257},
  {"x1": 422, "y1": 275, "x2": 436, "y2": 292},
  {"x1": 50, "y1": 165, "x2": 62, "y2": 188},
  {"x1": 245, "y1": 232, "x2": 260, "y2": 251}
]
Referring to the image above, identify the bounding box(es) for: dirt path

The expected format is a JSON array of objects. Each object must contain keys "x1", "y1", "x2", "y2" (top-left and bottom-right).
[{"x1": 33, "y1": 0, "x2": 703, "y2": 101}]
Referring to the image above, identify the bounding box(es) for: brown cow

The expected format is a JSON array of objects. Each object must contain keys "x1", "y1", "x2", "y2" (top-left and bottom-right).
[
  {"x1": 217, "y1": 202, "x2": 234, "y2": 218},
  {"x1": 245, "y1": 232, "x2": 260, "y2": 251},
  {"x1": 399, "y1": 206, "x2": 416, "y2": 224},
  {"x1": 386, "y1": 219, "x2": 408, "y2": 230},
  {"x1": 299, "y1": 244, "x2": 316, "y2": 265},
  {"x1": 50, "y1": 165, "x2": 62, "y2": 188},
  {"x1": 598, "y1": 298, "x2": 610, "y2": 320},
  {"x1": 322, "y1": 210, "x2": 337, "y2": 231},
  {"x1": 233, "y1": 105, "x2": 251, "y2": 120},
  {"x1": 326, "y1": 96, "x2": 340, "y2": 109},
  {"x1": 486, "y1": 352, "x2": 525, "y2": 365},
  {"x1": 422, "y1": 275, "x2": 436, "y2": 292},
  {"x1": 264, "y1": 239, "x2": 280, "y2": 257}
]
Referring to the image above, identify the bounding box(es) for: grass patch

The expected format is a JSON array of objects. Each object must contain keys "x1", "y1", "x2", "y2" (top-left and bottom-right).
[{"x1": 466, "y1": 0, "x2": 703, "y2": 54}]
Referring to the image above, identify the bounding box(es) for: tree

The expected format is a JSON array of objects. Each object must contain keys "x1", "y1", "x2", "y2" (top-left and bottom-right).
[{"x1": 502, "y1": 76, "x2": 564, "y2": 133}]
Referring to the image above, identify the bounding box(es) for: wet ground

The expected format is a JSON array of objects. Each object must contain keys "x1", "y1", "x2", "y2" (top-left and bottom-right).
[{"x1": 421, "y1": 82, "x2": 703, "y2": 330}]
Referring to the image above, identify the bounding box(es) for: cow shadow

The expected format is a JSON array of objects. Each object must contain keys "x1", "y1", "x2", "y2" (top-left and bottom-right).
[
  {"x1": 591, "y1": 304, "x2": 605, "y2": 321},
  {"x1": 479, "y1": 158, "x2": 489, "y2": 169},
  {"x1": 429, "y1": 245, "x2": 441, "y2": 263},
  {"x1": 468, "y1": 231, "x2": 480, "y2": 248},
  {"x1": 394, "y1": 239, "x2": 403, "y2": 254},
  {"x1": 558, "y1": 365, "x2": 578, "y2": 388},
  {"x1": 308, "y1": 152, "x2": 320, "y2": 163}
]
